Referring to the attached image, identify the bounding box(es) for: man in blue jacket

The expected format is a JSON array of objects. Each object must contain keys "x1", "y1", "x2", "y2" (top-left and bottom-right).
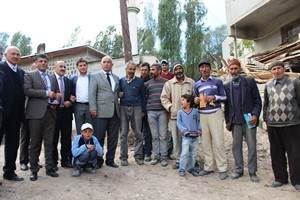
[{"x1": 224, "y1": 59, "x2": 262, "y2": 182}]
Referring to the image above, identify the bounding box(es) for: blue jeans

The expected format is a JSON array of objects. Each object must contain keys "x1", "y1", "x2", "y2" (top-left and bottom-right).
[
  {"x1": 179, "y1": 136, "x2": 199, "y2": 172},
  {"x1": 147, "y1": 110, "x2": 168, "y2": 159},
  {"x1": 74, "y1": 150, "x2": 97, "y2": 167}
]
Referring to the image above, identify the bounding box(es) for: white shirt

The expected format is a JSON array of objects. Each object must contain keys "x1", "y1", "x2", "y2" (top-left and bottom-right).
[
  {"x1": 102, "y1": 70, "x2": 116, "y2": 91},
  {"x1": 76, "y1": 75, "x2": 89, "y2": 103},
  {"x1": 6, "y1": 61, "x2": 18, "y2": 72}
]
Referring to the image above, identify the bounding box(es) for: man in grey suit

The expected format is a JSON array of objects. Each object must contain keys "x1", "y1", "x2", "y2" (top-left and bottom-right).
[
  {"x1": 24, "y1": 54, "x2": 60, "y2": 181},
  {"x1": 89, "y1": 56, "x2": 120, "y2": 168}
]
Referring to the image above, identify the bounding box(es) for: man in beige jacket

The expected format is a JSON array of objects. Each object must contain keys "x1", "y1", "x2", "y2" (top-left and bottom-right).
[{"x1": 161, "y1": 62, "x2": 195, "y2": 169}]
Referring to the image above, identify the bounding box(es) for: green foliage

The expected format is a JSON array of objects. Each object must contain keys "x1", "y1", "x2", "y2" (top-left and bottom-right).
[
  {"x1": 138, "y1": 1, "x2": 157, "y2": 55},
  {"x1": 10, "y1": 31, "x2": 32, "y2": 56},
  {"x1": 183, "y1": 0, "x2": 207, "y2": 80},
  {"x1": 157, "y1": 0, "x2": 182, "y2": 63},
  {"x1": 62, "y1": 26, "x2": 82, "y2": 48},
  {"x1": 93, "y1": 25, "x2": 123, "y2": 58},
  {"x1": 0, "y1": 32, "x2": 10, "y2": 51},
  {"x1": 203, "y1": 24, "x2": 227, "y2": 68},
  {"x1": 230, "y1": 39, "x2": 254, "y2": 57}
]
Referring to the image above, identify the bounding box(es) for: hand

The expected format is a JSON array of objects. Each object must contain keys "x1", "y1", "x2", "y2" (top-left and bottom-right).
[
  {"x1": 248, "y1": 115, "x2": 257, "y2": 126},
  {"x1": 262, "y1": 121, "x2": 268, "y2": 131},
  {"x1": 64, "y1": 101, "x2": 71, "y2": 108},
  {"x1": 205, "y1": 95, "x2": 215, "y2": 103},
  {"x1": 90, "y1": 110, "x2": 97, "y2": 117},
  {"x1": 55, "y1": 93, "x2": 62, "y2": 100},
  {"x1": 47, "y1": 91, "x2": 55, "y2": 98},
  {"x1": 194, "y1": 97, "x2": 200, "y2": 104},
  {"x1": 119, "y1": 91, "x2": 124, "y2": 98},
  {"x1": 70, "y1": 95, "x2": 76, "y2": 102},
  {"x1": 141, "y1": 112, "x2": 145, "y2": 118},
  {"x1": 226, "y1": 123, "x2": 231, "y2": 131}
]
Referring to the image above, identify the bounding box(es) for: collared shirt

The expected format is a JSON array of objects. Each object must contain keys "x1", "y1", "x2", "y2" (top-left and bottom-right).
[
  {"x1": 54, "y1": 72, "x2": 64, "y2": 93},
  {"x1": 6, "y1": 61, "x2": 18, "y2": 72},
  {"x1": 102, "y1": 70, "x2": 116, "y2": 91},
  {"x1": 76, "y1": 74, "x2": 89, "y2": 103},
  {"x1": 38, "y1": 70, "x2": 51, "y2": 93}
]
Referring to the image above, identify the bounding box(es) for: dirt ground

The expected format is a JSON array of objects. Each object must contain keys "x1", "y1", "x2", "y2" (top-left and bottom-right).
[{"x1": 0, "y1": 127, "x2": 299, "y2": 200}]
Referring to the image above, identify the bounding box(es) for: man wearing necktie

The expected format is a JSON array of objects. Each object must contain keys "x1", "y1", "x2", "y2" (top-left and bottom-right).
[
  {"x1": 0, "y1": 46, "x2": 25, "y2": 181},
  {"x1": 24, "y1": 53, "x2": 60, "y2": 181},
  {"x1": 89, "y1": 56, "x2": 120, "y2": 168},
  {"x1": 52, "y1": 61, "x2": 75, "y2": 169}
]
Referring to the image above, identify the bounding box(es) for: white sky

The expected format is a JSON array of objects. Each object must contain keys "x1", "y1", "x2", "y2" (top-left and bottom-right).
[{"x1": 1, "y1": 0, "x2": 226, "y2": 52}]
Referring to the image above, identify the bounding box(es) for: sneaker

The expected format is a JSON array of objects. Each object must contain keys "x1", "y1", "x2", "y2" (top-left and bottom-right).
[
  {"x1": 249, "y1": 173, "x2": 260, "y2": 182},
  {"x1": 219, "y1": 171, "x2": 228, "y2": 180},
  {"x1": 295, "y1": 184, "x2": 300, "y2": 192},
  {"x1": 188, "y1": 169, "x2": 199, "y2": 177},
  {"x1": 161, "y1": 159, "x2": 168, "y2": 167},
  {"x1": 85, "y1": 167, "x2": 96, "y2": 174},
  {"x1": 150, "y1": 159, "x2": 159, "y2": 165},
  {"x1": 144, "y1": 156, "x2": 151, "y2": 162},
  {"x1": 72, "y1": 168, "x2": 81, "y2": 177},
  {"x1": 121, "y1": 159, "x2": 129, "y2": 166},
  {"x1": 231, "y1": 172, "x2": 243, "y2": 179},
  {"x1": 172, "y1": 162, "x2": 179, "y2": 169},
  {"x1": 179, "y1": 171, "x2": 185, "y2": 177},
  {"x1": 199, "y1": 170, "x2": 213, "y2": 176},
  {"x1": 135, "y1": 158, "x2": 144, "y2": 165}
]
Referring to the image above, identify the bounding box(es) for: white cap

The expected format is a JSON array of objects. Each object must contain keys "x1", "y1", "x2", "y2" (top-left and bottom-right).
[{"x1": 81, "y1": 123, "x2": 93, "y2": 131}]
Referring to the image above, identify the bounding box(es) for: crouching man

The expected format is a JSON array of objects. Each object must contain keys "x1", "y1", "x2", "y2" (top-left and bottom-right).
[{"x1": 72, "y1": 123, "x2": 103, "y2": 177}]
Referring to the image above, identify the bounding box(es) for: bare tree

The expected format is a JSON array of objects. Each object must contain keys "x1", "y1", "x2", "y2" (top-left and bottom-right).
[{"x1": 120, "y1": 0, "x2": 132, "y2": 62}]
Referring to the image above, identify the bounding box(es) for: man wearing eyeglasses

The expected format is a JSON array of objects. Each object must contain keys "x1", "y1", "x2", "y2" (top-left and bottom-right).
[{"x1": 0, "y1": 46, "x2": 25, "y2": 181}]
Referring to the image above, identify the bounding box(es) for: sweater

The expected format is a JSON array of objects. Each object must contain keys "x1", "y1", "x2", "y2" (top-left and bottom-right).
[
  {"x1": 145, "y1": 78, "x2": 167, "y2": 111},
  {"x1": 176, "y1": 108, "x2": 201, "y2": 137},
  {"x1": 72, "y1": 135, "x2": 103, "y2": 158}
]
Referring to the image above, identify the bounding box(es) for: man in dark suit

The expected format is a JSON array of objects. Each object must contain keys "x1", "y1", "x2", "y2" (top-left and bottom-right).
[
  {"x1": 0, "y1": 46, "x2": 25, "y2": 181},
  {"x1": 224, "y1": 59, "x2": 262, "y2": 182},
  {"x1": 89, "y1": 56, "x2": 120, "y2": 168},
  {"x1": 24, "y1": 53, "x2": 60, "y2": 181},
  {"x1": 52, "y1": 61, "x2": 74, "y2": 169}
]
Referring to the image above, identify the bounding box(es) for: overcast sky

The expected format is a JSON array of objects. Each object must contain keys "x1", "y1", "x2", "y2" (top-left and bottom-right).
[{"x1": 1, "y1": 0, "x2": 226, "y2": 52}]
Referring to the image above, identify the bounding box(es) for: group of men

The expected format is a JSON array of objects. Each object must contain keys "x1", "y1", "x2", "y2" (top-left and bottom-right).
[{"x1": 0, "y1": 45, "x2": 299, "y2": 192}]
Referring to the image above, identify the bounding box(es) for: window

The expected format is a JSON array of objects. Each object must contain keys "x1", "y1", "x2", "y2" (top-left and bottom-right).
[{"x1": 281, "y1": 19, "x2": 300, "y2": 44}]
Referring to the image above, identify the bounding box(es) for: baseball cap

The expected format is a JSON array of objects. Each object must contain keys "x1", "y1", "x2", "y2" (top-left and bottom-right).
[{"x1": 81, "y1": 123, "x2": 94, "y2": 131}]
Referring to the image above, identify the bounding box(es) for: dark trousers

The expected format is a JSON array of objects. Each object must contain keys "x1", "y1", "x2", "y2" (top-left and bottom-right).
[
  {"x1": 74, "y1": 103, "x2": 92, "y2": 135},
  {"x1": 142, "y1": 115, "x2": 152, "y2": 156},
  {"x1": 0, "y1": 108, "x2": 21, "y2": 174},
  {"x1": 92, "y1": 112, "x2": 120, "y2": 164},
  {"x1": 53, "y1": 107, "x2": 72, "y2": 165},
  {"x1": 19, "y1": 120, "x2": 30, "y2": 165},
  {"x1": 29, "y1": 108, "x2": 56, "y2": 172},
  {"x1": 268, "y1": 124, "x2": 300, "y2": 186}
]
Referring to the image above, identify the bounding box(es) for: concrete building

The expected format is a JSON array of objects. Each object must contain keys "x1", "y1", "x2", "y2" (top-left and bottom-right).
[{"x1": 225, "y1": 0, "x2": 300, "y2": 53}]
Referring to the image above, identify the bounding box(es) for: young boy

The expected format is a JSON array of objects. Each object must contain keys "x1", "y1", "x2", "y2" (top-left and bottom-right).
[
  {"x1": 72, "y1": 123, "x2": 103, "y2": 177},
  {"x1": 177, "y1": 94, "x2": 201, "y2": 177}
]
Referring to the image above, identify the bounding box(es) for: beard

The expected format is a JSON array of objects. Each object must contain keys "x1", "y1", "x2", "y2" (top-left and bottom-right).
[
  {"x1": 231, "y1": 74, "x2": 240, "y2": 80},
  {"x1": 175, "y1": 72, "x2": 184, "y2": 78}
]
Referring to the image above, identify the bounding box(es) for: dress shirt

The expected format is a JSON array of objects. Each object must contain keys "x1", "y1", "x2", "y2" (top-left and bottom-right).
[
  {"x1": 6, "y1": 61, "x2": 18, "y2": 72},
  {"x1": 76, "y1": 75, "x2": 89, "y2": 103},
  {"x1": 102, "y1": 70, "x2": 116, "y2": 91}
]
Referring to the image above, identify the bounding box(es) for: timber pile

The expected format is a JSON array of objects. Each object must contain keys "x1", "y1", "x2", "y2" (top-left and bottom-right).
[{"x1": 217, "y1": 39, "x2": 300, "y2": 84}]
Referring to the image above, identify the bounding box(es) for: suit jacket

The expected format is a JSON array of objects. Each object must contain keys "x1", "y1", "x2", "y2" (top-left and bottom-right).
[
  {"x1": 89, "y1": 71, "x2": 120, "y2": 118},
  {"x1": 55, "y1": 75, "x2": 73, "y2": 119},
  {"x1": 0, "y1": 61, "x2": 25, "y2": 121},
  {"x1": 24, "y1": 70, "x2": 60, "y2": 120},
  {"x1": 224, "y1": 77, "x2": 262, "y2": 130}
]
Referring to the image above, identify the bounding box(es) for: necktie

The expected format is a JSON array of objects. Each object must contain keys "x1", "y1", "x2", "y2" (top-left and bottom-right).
[
  {"x1": 42, "y1": 73, "x2": 48, "y2": 89},
  {"x1": 59, "y1": 77, "x2": 65, "y2": 107},
  {"x1": 106, "y1": 72, "x2": 112, "y2": 86}
]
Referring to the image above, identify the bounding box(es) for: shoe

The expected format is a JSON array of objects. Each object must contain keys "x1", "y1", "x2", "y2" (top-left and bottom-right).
[
  {"x1": 150, "y1": 159, "x2": 159, "y2": 165},
  {"x1": 161, "y1": 159, "x2": 168, "y2": 167},
  {"x1": 3, "y1": 172, "x2": 24, "y2": 181},
  {"x1": 144, "y1": 156, "x2": 151, "y2": 162},
  {"x1": 250, "y1": 173, "x2": 260, "y2": 182},
  {"x1": 172, "y1": 162, "x2": 179, "y2": 169},
  {"x1": 95, "y1": 158, "x2": 104, "y2": 169},
  {"x1": 271, "y1": 181, "x2": 286, "y2": 188},
  {"x1": 20, "y1": 163, "x2": 29, "y2": 171},
  {"x1": 121, "y1": 159, "x2": 129, "y2": 166},
  {"x1": 53, "y1": 165, "x2": 59, "y2": 171},
  {"x1": 188, "y1": 169, "x2": 199, "y2": 177},
  {"x1": 135, "y1": 158, "x2": 144, "y2": 165},
  {"x1": 46, "y1": 169, "x2": 59, "y2": 177},
  {"x1": 231, "y1": 172, "x2": 243, "y2": 179},
  {"x1": 106, "y1": 162, "x2": 118, "y2": 168},
  {"x1": 199, "y1": 170, "x2": 213, "y2": 176},
  {"x1": 61, "y1": 161, "x2": 73, "y2": 168},
  {"x1": 85, "y1": 167, "x2": 96, "y2": 174},
  {"x1": 179, "y1": 171, "x2": 185, "y2": 177},
  {"x1": 219, "y1": 171, "x2": 228, "y2": 180},
  {"x1": 29, "y1": 172, "x2": 38, "y2": 181},
  {"x1": 295, "y1": 184, "x2": 300, "y2": 192},
  {"x1": 72, "y1": 168, "x2": 81, "y2": 177}
]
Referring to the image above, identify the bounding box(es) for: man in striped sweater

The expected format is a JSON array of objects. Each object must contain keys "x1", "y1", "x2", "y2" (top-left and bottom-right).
[{"x1": 194, "y1": 60, "x2": 228, "y2": 180}]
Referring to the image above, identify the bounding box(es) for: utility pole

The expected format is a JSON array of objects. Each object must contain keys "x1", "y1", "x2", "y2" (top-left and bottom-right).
[{"x1": 120, "y1": 0, "x2": 132, "y2": 63}]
